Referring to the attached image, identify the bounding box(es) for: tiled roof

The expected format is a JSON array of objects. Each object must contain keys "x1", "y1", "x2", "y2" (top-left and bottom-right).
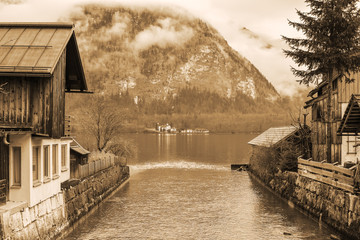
[{"x1": 248, "y1": 126, "x2": 298, "y2": 147}]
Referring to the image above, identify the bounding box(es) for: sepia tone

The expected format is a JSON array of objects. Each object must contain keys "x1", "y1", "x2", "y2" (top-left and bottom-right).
[{"x1": 0, "y1": 1, "x2": 359, "y2": 239}]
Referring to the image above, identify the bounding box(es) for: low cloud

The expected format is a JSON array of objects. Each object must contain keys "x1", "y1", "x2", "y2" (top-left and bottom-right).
[
  {"x1": 240, "y1": 27, "x2": 278, "y2": 50},
  {"x1": 100, "y1": 11, "x2": 130, "y2": 42},
  {"x1": 132, "y1": 17, "x2": 194, "y2": 51}
]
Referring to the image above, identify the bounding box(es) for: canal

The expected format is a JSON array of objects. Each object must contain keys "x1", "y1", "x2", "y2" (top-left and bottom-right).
[{"x1": 65, "y1": 133, "x2": 341, "y2": 239}]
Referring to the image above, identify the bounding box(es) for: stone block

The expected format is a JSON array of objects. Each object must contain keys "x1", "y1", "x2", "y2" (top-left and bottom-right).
[
  {"x1": 38, "y1": 201, "x2": 47, "y2": 217},
  {"x1": 51, "y1": 196, "x2": 58, "y2": 211},
  {"x1": 67, "y1": 188, "x2": 76, "y2": 201},
  {"x1": 334, "y1": 192, "x2": 345, "y2": 208},
  {"x1": 58, "y1": 192, "x2": 64, "y2": 206},
  {"x1": 45, "y1": 213, "x2": 54, "y2": 228},
  {"x1": 81, "y1": 193, "x2": 87, "y2": 206},
  {"x1": 9, "y1": 212, "x2": 23, "y2": 232},
  {"x1": 35, "y1": 216, "x2": 47, "y2": 239},
  {"x1": 53, "y1": 207, "x2": 64, "y2": 226},
  {"x1": 21, "y1": 208, "x2": 31, "y2": 228},
  {"x1": 45, "y1": 198, "x2": 52, "y2": 214},
  {"x1": 29, "y1": 207, "x2": 36, "y2": 223},
  {"x1": 26, "y1": 222, "x2": 39, "y2": 240},
  {"x1": 67, "y1": 201, "x2": 75, "y2": 217}
]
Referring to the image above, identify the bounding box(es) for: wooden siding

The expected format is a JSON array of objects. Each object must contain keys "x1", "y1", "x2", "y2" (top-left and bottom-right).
[
  {"x1": 338, "y1": 72, "x2": 360, "y2": 103},
  {"x1": 0, "y1": 50, "x2": 66, "y2": 137},
  {"x1": 310, "y1": 74, "x2": 360, "y2": 162},
  {"x1": 50, "y1": 49, "x2": 66, "y2": 138},
  {"x1": 0, "y1": 136, "x2": 9, "y2": 203},
  {"x1": 29, "y1": 75, "x2": 51, "y2": 133},
  {"x1": 0, "y1": 77, "x2": 31, "y2": 126}
]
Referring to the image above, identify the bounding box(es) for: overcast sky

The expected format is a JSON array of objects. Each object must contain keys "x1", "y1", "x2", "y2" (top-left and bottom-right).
[{"x1": 0, "y1": 0, "x2": 309, "y2": 95}]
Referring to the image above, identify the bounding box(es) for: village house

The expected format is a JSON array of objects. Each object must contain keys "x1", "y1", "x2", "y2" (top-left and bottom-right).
[
  {"x1": 305, "y1": 73, "x2": 360, "y2": 164},
  {"x1": 0, "y1": 22, "x2": 88, "y2": 207}
]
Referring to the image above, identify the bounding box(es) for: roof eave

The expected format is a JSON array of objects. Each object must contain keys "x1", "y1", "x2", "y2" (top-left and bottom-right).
[
  {"x1": 49, "y1": 27, "x2": 75, "y2": 75},
  {"x1": 0, "y1": 22, "x2": 74, "y2": 28}
]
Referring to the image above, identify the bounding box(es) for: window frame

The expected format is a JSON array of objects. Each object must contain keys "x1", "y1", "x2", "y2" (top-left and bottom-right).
[
  {"x1": 52, "y1": 144, "x2": 59, "y2": 178},
  {"x1": 347, "y1": 136, "x2": 357, "y2": 155},
  {"x1": 61, "y1": 144, "x2": 68, "y2": 171},
  {"x1": 32, "y1": 146, "x2": 41, "y2": 186},
  {"x1": 12, "y1": 146, "x2": 21, "y2": 187},
  {"x1": 43, "y1": 145, "x2": 50, "y2": 182}
]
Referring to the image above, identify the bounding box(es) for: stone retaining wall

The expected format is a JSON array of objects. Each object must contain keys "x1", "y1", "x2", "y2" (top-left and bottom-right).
[
  {"x1": 63, "y1": 165, "x2": 129, "y2": 227},
  {"x1": 0, "y1": 193, "x2": 66, "y2": 240},
  {"x1": 249, "y1": 167, "x2": 360, "y2": 239},
  {"x1": 0, "y1": 165, "x2": 129, "y2": 240}
]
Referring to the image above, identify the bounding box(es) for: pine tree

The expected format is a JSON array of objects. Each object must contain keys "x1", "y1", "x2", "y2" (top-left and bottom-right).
[{"x1": 283, "y1": 0, "x2": 360, "y2": 162}]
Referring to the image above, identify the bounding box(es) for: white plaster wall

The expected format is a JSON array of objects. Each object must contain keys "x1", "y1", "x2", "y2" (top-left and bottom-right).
[
  {"x1": 341, "y1": 136, "x2": 357, "y2": 165},
  {"x1": 340, "y1": 103, "x2": 358, "y2": 165},
  {"x1": 30, "y1": 138, "x2": 71, "y2": 207},
  {"x1": 8, "y1": 134, "x2": 31, "y2": 204}
]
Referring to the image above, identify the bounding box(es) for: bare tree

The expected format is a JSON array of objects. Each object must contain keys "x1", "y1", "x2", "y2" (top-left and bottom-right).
[
  {"x1": 81, "y1": 95, "x2": 123, "y2": 152},
  {"x1": 289, "y1": 111, "x2": 312, "y2": 159}
]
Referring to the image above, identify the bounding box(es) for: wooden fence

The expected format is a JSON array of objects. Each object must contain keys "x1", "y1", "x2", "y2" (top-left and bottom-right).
[
  {"x1": 74, "y1": 156, "x2": 116, "y2": 180},
  {"x1": 298, "y1": 157, "x2": 357, "y2": 194}
]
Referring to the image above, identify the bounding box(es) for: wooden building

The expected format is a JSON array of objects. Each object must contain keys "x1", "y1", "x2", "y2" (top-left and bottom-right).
[
  {"x1": 248, "y1": 126, "x2": 300, "y2": 148},
  {"x1": 305, "y1": 73, "x2": 360, "y2": 163},
  {"x1": 0, "y1": 22, "x2": 88, "y2": 206},
  {"x1": 70, "y1": 138, "x2": 90, "y2": 179}
]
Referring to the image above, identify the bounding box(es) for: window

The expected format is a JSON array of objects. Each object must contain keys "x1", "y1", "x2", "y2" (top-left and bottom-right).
[
  {"x1": 43, "y1": 145, "x2": 50, "y2": 179},
  {"x1": 52, "y1": 145, "x2": 58, "y2": 176},
  {"x1": 32, "y1": 146, "x2": 40, "y2": 182},
  {"x1": 61, "y1": 144, "x2": 67, "y2": 170},
  {"x1": 12, "y1": 147, "x2": 21, "y2": 186},
  {"x1": 347, "y1": 136, "x2": 357, "y2": 154}
]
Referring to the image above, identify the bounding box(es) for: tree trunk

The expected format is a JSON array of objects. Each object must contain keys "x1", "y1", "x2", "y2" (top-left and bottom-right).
[{"x1": 326, "y1": 69, "x2": 333, "y2": 163}]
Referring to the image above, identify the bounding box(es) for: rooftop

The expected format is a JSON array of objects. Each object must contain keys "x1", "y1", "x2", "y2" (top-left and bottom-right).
[
  {"x1": 0, "y1": 22, "x2": 87, "y2": 91},
  {"x1": 248, "y1": 126, "x2": 298, "y2": 147}
]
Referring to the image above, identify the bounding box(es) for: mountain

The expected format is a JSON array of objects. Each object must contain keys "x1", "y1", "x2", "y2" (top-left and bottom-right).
[{"x1": 67, "y1": 4, "x2": 279, "y2": 102}]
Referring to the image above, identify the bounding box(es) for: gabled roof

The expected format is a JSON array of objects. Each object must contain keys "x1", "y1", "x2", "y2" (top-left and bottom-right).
[
  {"x1": 70, "y1": 138, "x2": 90, "y2": 156},
  {"x1": 0, "y1": 22, "x2": 87, "y2": 91},
  {"x1": 337, "y1": 94, "x2": 360, "y2": 135},
  {"x1": 248, "y1": 126, "x2": 298, "y2": 147}
]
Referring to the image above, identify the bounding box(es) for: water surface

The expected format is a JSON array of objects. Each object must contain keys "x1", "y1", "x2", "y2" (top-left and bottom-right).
[{"x1": 66, "y1": 133, "x2": 341, "y2": 239}]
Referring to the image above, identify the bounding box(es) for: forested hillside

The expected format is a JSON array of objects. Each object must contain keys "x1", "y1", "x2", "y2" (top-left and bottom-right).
[{"x1": 64, "y1": 4, "x2": 308, "y2": 139}]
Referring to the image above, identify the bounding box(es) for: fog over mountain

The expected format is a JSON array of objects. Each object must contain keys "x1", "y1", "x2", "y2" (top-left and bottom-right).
[{"x1": 67, "y1": 4, "x2": 279, "y2": 102}]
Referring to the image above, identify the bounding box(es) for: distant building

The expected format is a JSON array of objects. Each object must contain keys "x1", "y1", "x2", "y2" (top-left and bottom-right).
[{"x1": 0, "y1": 22, "x2": 89, "y2": 206}]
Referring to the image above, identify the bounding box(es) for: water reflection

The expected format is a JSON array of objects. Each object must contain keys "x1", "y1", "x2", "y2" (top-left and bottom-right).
[{"x1": 65, "y1": 134, "x2": 341, "y2": 240}]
